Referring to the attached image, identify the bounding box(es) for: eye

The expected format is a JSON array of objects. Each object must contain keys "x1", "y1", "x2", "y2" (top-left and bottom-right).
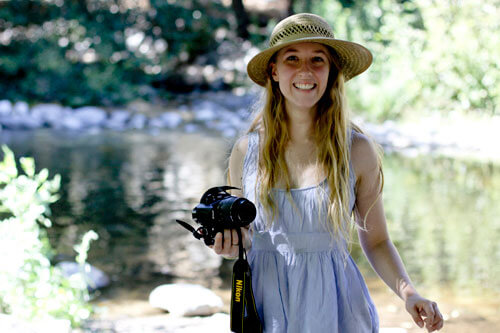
[
  {"x1": 312, "y1": 56, "x2": 326, "y2": 63},
  {"x1": 285, "y1": 55, "x2": 298, "y2": 62}
]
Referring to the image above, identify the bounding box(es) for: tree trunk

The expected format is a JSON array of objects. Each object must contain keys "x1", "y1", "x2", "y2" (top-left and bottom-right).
[{"x1": 231, "y1": 0, "x2": 250, "y2": 39}]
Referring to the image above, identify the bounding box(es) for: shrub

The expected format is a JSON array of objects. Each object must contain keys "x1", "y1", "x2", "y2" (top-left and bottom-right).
[{"x1": 0, "y1": 145, "x2": 96, "y2": 327}]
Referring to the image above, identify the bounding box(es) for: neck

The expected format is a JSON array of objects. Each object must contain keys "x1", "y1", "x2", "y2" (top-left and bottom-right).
[{"x1": 285, "y1": 103, "x2": 316, "y2": 143}]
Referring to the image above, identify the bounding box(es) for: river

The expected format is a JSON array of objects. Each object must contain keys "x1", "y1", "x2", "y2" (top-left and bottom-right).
[{"x1": 1, "y1": 128, "x2": 499, "y2": 332}]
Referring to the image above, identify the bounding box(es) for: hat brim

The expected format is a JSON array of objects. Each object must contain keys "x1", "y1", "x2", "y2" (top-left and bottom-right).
[{"x1": 247, "y1": 37, "x2": 373, "y2": 86}]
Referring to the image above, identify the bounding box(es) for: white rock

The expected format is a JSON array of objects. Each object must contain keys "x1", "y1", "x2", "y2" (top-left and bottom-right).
[
  {"x1": 184, "y1": 123, "x2": 200, "y2": 133},
  {"x1": 0, "y1": 100, "x2": 12, "y2": 116},
  {"x1": 13, "y1": 101, "x2": 29, "y2": 115},
  {"x1": 0, "y1": 114, "x2": 42, "y2": 129},
  {"x1": 160, "y1": 112, "x2": 183, "y2": 128},
  {"x1": 128, "y1": 113, "x2": 148, "y2": 129},
  {"x1": 59, "y1": 116, "x2": 83, "y2": 131},
  {"x1": 193, "y1": 101, "x2": 220, "y2": 122},
  {"x1": 105, "y1": 110, "x2": 130, "y2": 130},
  {"x1": 149, "y1": 283, "x2": 223, "y2": 316},
  {"x1": 73, "y1": 106, "x2": 107, "y2": 127},
  {"x1": 56, "y1": 261, "x2": 110, "y2": 290},
  {"x1": 30, "y1": 104, "x2": 64, "y2": 126}
]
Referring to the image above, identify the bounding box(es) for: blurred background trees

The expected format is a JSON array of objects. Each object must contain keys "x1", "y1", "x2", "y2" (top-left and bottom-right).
[{"x1": 0, "y1": 0, "x2": 498, "y2": 119}]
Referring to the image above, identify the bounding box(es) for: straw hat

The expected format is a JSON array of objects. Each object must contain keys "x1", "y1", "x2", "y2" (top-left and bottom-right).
[{"x1": 247, "y1": 13, "x2": 373, "y2": 86}]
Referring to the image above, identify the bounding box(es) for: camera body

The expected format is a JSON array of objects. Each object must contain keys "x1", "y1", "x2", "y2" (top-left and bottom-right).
[{"x1": 176, "y1": 186, "x2": 256, "y2": 246}]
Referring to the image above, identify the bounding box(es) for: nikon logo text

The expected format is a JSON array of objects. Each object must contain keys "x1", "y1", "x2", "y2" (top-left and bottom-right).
[{"x1": 235, "y1": 279, "x2": 243, "y2": 302}]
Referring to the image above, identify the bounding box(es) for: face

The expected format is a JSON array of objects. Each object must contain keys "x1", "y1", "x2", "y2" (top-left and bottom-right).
[{"x1": 270, "y1": 42, "x2": 331, "y2": 113}]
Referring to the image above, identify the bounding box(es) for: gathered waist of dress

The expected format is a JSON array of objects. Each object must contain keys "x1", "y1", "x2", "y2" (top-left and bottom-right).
[{"x1": 251, "y1": 231, "x2": 346, "y2": 253}]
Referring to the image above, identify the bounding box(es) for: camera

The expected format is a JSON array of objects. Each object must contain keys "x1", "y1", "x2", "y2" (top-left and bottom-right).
[{"x1": 176, "y1": 186, "x2": 256, "y2": 246}]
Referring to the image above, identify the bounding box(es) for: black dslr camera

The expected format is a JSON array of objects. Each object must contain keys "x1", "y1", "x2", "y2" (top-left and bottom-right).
[{"x1": 176, "y1": 186, "x2": 256, "y2": 246}]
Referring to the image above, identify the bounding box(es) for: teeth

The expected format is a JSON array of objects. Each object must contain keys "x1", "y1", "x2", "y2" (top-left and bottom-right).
[{"x1": 294, "y1": 83, "x2": 315, "y2": 90}]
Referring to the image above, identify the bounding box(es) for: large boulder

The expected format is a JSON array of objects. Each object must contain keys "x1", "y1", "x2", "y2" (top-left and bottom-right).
[{"x1": 149, "y1": 283, "x2": 224, "y2": 316}]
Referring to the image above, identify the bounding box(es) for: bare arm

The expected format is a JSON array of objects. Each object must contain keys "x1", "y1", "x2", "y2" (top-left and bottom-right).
[
  {"x1": 352, "y1": 132, "x2": 443, "y2": 332},
  {"x1": 211, "y1": 135, "x2": 251, "y2": 258}
]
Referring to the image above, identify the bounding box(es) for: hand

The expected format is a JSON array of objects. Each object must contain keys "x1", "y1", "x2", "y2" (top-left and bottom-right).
[
  {"x1": 405, "y1": 294, "x2": 444, "y2": 332},
  {"x1": 209, "y1": 227, "x2": 252, "y2": 259}
]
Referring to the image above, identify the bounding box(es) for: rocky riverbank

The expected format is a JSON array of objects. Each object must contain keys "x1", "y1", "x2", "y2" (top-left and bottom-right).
[{"x1": 2, "y1": 91, "x2": 500, "y2": 162}]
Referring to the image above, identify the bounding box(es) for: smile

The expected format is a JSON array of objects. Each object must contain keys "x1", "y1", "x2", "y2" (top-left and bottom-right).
[{"x1": 293, "y1": 83, "x2": 316, "y2": 90}]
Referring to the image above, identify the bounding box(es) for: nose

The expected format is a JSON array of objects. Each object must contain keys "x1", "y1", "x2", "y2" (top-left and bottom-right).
[
  {"x1": 298, "y1": 59, "x2": 314, "y2": 73},
  {"x1": 297, "y1": 60, "x2": 314, "y2": 77}
]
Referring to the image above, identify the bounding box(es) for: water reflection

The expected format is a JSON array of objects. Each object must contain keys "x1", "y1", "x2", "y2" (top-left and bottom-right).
[
  {"x1": 0, "y1": 129, "x2": 231, "y2": 287},
  {"x1": 1, "y1": 129, "x2": 499, "y2": 298},
  {"x1": 352, "y1": 151, "x2": 500, "y2": 296}
]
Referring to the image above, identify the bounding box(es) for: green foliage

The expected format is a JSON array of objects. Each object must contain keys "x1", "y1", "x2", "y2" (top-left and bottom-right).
[
  {"x1": 0, "y1": 0, "x2": 230, "y2": 107},
  {"x1": 310, "y1": 0, "x2": 500, "y2": 119},
  {"x1": 1, "y1": 0, "x2": 499, "y2": 117},
  {"x1": 0, "y1": 145, "x2": 96, "y2": 327}
]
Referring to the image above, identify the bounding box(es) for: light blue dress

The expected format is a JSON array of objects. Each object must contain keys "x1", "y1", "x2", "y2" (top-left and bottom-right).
[{"x1": 242, "y1": 131, "x2": 379, "y2": 333}]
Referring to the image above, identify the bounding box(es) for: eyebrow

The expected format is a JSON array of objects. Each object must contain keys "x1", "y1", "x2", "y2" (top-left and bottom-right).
[{"x1": 282, "y1": 47, "x2": 328, "y2": 55}]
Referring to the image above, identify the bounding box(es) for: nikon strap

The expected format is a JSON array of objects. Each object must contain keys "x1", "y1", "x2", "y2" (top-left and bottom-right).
[{"x1": 230, "y1": 229, "x2": 262, "y2": 333}]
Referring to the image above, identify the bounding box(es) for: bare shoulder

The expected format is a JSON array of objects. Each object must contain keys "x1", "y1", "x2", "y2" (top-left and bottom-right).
[
  {"x1": 351, "y1": 130, "x2": 381, "y2": 180},
  {"x1": 230, "y1": 134, "x2": 249, "y2": 161},
  {"x1": 228, "y1": 134, "x2": 250, "y2": 191}
]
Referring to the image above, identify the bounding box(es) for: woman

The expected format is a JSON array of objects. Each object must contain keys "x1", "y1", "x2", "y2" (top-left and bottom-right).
[{"x1": 211, "y1": 13, "x2": 444, "y2": 332}]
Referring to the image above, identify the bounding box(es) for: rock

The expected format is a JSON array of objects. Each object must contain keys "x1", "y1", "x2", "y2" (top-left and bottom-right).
[
  {"x1": 184, "y1": 123, "x2": 200, "y2": 133},
  {"x1": 192, "y1": 101, "x2": 220, "y2": 122},
  {"x1": 13, "y1": 101, "x2": 30, "y2": 115},
  {"x1": 128, "y1": 113, "x2": 148, "y2": 129},
  {"x1": 56, "y1": 261, "x2": 110, "y2": 290},
  {"x1": 58, "y1": 114, "x2": 83, "y2": 131},
  {"x1": 149, "y1": 283, "x2": 223, "y2": 316},
  {"x1": 148, "y1": 116, "x2": 164, "y2": 128},
  {"x1": 0, "y1": 114, "x2": 43, "y2": 129},
  {"x1": 73, "y1": 106, "x2": 108, "y2": 128},
  {"x1": 159, "y1": 112, "x2": 183, "y2": 128},
  {"x1": 0, "y1": 314, "x2": 71, "y2": 333},
  {"x1": 0, "y1": 100, "x2": 12, "y2": 116},
  {"x1": 105, "y1": 109, "x2": 130, "y2": 130},
  {"x1": 30, "y1": 104, "x2": 65, "y2": 127}
]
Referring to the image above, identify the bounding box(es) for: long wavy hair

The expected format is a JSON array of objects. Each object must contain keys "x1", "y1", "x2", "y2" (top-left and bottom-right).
[{"x1": 247, "y1": 46, "x2": 383, "y2": 243}]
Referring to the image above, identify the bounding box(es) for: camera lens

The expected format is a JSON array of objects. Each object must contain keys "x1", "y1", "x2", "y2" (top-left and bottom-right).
[
  {"x1": 216, "y1": 196, "x2": 256, "y2": 226},
  {"x1": 231, "y1": 198, "x2": 256, "y2": 225}
]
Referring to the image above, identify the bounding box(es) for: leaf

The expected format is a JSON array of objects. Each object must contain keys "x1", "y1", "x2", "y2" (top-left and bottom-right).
[
  {"x1": 20, "y1": 157, "x2": 35, "y2": 178},
  {"x1": 0, "y1": 145, "x2": 18, "y2": 183}
]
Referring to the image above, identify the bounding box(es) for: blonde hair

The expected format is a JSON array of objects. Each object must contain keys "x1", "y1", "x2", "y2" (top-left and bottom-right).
[{"x1": 247, "y1": 47, "x2": 383, "y2": 244}]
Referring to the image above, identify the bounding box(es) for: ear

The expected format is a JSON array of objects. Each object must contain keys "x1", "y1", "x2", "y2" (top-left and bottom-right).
[{"x1": 270, "y1": 62, "x2": 279, "y2": 82}]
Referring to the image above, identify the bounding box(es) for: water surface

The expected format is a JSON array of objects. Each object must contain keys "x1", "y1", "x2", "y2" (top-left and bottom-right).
[{"x1": 2, "y1": 129, "x2": 499, "y2": 303}]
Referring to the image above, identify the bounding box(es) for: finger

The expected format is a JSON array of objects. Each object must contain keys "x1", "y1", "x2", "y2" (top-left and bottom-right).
[
  {"x1": 426, "y1": 302, "x2": 436, "y2": 326},
  {"x1": 223, "y1": 229, "x2": 232, "y2": 250},
  {"x1": 430, "y1": 302, "x2": 444, "y2": 330},
  {"x1": 231, "y1": 229, "x2": 239, "y2": 246},
  {"x1": 213, "y1": 232, "x2": 223, "y2": 254},
  {"x1": 407, "y1": 305, "x2": 424, "y2": 328}
]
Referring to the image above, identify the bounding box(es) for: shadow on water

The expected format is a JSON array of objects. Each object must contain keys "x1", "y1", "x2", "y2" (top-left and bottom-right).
[{"x1": 2, "y1": 128, "x2": 500, "y2": 312}]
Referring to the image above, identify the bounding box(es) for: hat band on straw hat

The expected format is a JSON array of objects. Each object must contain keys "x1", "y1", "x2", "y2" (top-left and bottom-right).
[{"x1": 247, "y1": 13, "x2": 373, "y2": 87}]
